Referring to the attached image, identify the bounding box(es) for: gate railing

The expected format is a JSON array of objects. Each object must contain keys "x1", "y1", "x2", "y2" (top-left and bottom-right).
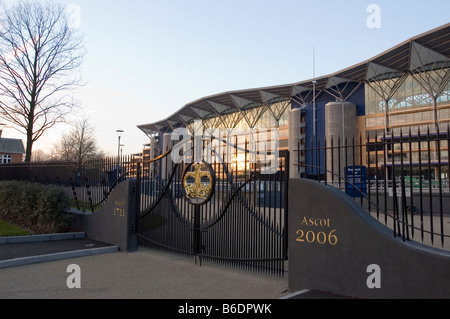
[
  {"x1": 297, "y1": 125, "x2": 450, "y2": 250},
  {"x1": 0, "y1": 155, "x2": 137, "y2": 212},
  {"x1": 135, "y1": 139, "x2": 289, "y2": 275}
]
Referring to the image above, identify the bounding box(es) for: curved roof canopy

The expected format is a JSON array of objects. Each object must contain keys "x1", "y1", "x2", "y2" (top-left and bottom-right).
[{"x1": 138, "y1": 23, "x2": 450, "y2": 136}]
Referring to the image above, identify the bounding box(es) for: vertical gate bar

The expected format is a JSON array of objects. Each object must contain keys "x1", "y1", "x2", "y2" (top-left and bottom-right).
[
  {"x1": 93, "y1": 160, "x2": 97, "y2": 206},
  {"x1": 283, "y1": 152, "x2": 289, "y2": 262},
  {"x1": 251, "y1": 150, "x2": 255, "y2": 265},
  {"x1": 318, "y1": 137, "x2": 322, "y2": 181},
  {"x1": 374, "y1": 132, "x2": 380, "y2": 219},
  {"x1": 366, "y1": 133, "x2": 372, "y2": 215},
  {"x1": 313, "y1": 136, "x2": 317, "y2": 178},
  {"x1": 276, "y1": 155, "x2": 281, "y2": 273},
  {"x1": 297, "y1": 138, "x2": 300, "y2": 178},
  {"x1": 344, "y1": 136, "x2": 348, "y2": 192},
  {"x1": 135, "y1": 162, "x2": 141, "y2": 236},
  {"x1": 210, "y1": 158, "x2": 215, "y2": 260},
  {"x1": 238, "y1": 136, "x2": 242, "y2": 266},
  {"x1": 447, "y1": 124, "x2": 450, "y2": 247},
  {"x1": 426, "y1": 126, "x2": 434, "y2": 245},
  {"x1": 418, "y1": 126, "x2": 424, "y2": 241},
  {"x1": 224, "y1": 145, "x2": 229, "y2": 267},
  {"x1": 243, "y1": 138, "x2": 248, "y2": 266},
  {"x1": 193, "y1": 205, "x2": 200, "y2": 263},
  {"x1": 324, "y1": 137, "x2": 327, "y2": 185},
  {"x1": 178, "y1": 164, "x2": 182, "y2": 253},
  {"x1": 391, "y1": 130, "x2": 399, "y2": 238},
  {"x1": 408, "y1": 128, "x2": 415, "y2": 239},
  {"x1": 360, "y1": 133, "x2": 364, "y2": 206},
  {"x1": 400, "y1": 129, "x2": 408, "y2": 241},
  {"x1": 331, "y1": 137, "x2": 334, "y2": 185},
  {"x1": 234, "y1": 135, "x2": 238, "y2": 266},
  {"x1": 308, "y1": 138, "x2": 312, "y2": 179},
  {"x1": 253, "y1": 140, "x2": 257, "y2": 269},
  {"x1": 436, "y1": 126, "x2": 444, "y2": 247},
  {"x1": 352, "y1": 136, "x2": 355, "y2": 198},
  {"x1": 221, "y1": 143, "x2": 226, "y2": 262},
  {"x1": 383, "y1": 130, "x2": 388, "y2": 225},
  {"x1": 338, "y1": 136, "x2": 341, "y2": 189}
]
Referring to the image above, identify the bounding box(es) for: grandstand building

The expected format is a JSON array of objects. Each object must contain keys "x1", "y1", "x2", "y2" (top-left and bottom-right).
[{"x1": 138, "y1": 24, "x2": 450, "y2": 182}]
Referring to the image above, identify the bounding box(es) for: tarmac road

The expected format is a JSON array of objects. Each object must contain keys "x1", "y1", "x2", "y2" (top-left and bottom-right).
[{"x1": 0, "y1": 247, "x2": 290, "y2": 299}]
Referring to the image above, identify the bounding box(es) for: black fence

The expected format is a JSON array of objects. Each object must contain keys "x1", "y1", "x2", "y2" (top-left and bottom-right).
[
  {"x1": 0, "y1": 155, "x2": 138, "y2": 212},
  {"x1": 298, "y1": 125, "x2": 450, "y2": 250},
  {"x1": 135, "y1": 138, "x2": 289, "y2": 275},
  {"x1": 0, "y1": 139, "x2": 289, "y2": 275}
]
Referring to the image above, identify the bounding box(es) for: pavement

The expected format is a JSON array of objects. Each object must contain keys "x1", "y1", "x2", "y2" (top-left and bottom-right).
[{"x1": 0, "y1": 233, "x2": 354, "y2": 300}]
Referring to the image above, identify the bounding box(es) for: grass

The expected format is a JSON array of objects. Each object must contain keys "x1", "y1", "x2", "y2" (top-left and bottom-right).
[{"x1": 0, "y1": 220, "x2": 32, "y2": 237}]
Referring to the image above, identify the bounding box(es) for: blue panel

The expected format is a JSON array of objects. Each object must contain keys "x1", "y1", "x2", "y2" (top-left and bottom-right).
[
  {"x1": 299, "y1": 84, "x2": 366, "y2": 177},
  {"x1": 345, "y1": 166, "x2": 367, "y2": 197},
  {"x1": 347, "y1": 84, "x2": 366, "y2": 116},
  {"x1": 304, "y1": 100, "x2": 326, "y2": 177}
]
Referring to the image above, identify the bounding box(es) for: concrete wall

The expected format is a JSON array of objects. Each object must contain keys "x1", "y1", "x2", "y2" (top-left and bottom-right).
[
  {"x1": 66, "y1": 180, "x2": 138, "y2": 252},
  {"x1": 288, "y1": 178, "x2": 450, "y2": 299}
]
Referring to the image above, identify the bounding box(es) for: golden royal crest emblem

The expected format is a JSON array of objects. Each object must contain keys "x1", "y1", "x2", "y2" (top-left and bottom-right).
[{"x1": 182, "y1": 162, "x2": 214, "y2": 205}]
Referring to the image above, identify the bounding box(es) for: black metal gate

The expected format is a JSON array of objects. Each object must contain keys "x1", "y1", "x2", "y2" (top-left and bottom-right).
[{"x1": 135, "y1": 140, "x2": 289, "y2": 275}]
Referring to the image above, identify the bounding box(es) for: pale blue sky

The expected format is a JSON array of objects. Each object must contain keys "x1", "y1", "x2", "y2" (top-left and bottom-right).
[{"x1": 3, "y1": 0, "x2": 450, "y2": 156}]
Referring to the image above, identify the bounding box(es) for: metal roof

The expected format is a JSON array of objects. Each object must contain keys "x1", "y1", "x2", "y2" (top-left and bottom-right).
[{"x1": 138, "y1": 23, "x2": 450, "y2": 136}]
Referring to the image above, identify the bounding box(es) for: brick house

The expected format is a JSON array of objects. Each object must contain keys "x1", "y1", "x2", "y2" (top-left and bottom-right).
[{"x1": 0, "y1": 138, "x2": 25, "y2": 164}]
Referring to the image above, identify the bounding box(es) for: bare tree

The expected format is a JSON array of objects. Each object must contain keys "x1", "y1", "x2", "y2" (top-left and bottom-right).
[
  {"x1": 0, "y1": 1, "x2": 85, "y2": 162},
  {"x1": 53, "y1": 117, "x2": 104, "y2": 164}
]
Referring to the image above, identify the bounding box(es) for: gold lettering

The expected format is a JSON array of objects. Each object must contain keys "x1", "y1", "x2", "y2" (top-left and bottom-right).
[
  {"x1": 296, "y1": 230, "x2": 304, "y2": 242},
  {"x1": 295, "y1": 228, "x2": 338, "y2": 246},
  {"x1": 300, "y1": 217, "x2": 331, "y2": 227},
  {"x1": 317, "y1": 231, "x2": 327, "y2": 244},
  {"x1": 113, "y1": 208, "x2": 126, "y2": 217},
  {"x1": 114, "y1": 200, "x2": 125, "y2": 207},
  {"x1": 300, "y1": 217, "x2": 308, "y2": 226}
]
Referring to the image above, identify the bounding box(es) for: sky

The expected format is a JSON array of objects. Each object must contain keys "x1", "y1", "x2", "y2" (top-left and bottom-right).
[{"x1": 2, "y1": 0, "x2": 450, "y2": 156}]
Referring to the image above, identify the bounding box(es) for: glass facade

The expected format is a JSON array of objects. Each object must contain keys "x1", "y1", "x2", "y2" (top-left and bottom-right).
[
  {"x1": 364, "y1": 67, "x2": 450, "y2": 181},
  {"x1": 365, "y1": 71, "x2": 450, "y2": 117},
  {"x1": 365, "y1": 69, "x2": 450, "y2": 135},
  {"x1": 138, "y1": 25, "x2": 449, "y2": 184},
  {"x1": 197, "y1": 99, "x2": 290, "y2": 131}
]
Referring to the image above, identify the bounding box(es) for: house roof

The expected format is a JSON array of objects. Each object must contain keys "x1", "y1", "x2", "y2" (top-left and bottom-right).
[
  {"x1": 137, "y1": 23, "x2": 450, "y2": 135},
  {"x1": 0, "y1": 138, "x2": 25, "y2": 154}
]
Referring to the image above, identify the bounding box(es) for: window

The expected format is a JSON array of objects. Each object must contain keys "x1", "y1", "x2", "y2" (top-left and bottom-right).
[
  {"x1": 0, "y1": 154, "x2": 12, "y2": 164},
  {"x1": 365, "y1": 74, "x2": 450, "y2": 116}
]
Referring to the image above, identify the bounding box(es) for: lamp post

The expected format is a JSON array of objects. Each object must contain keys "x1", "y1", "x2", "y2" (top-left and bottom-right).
[{"x1": 116, "y1": 130, "x2": 124, "y2": 180}]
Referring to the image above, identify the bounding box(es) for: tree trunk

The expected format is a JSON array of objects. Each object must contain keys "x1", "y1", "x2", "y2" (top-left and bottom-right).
[
  {"x1": 24, "y1": 103, "x2": 35, "y2": 163},
  {"x1": 25, "y1": 130, "x2": 33, "y2": 162}
]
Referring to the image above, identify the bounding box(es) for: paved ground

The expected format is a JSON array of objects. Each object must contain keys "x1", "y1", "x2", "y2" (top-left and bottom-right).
[
  {"x1": 0, "y1": 233, "x2": 360, "y2": 300},
  {"x1": 0, "y1": 238, "x2": 115, "y2": 261},
  {"x1": 0, "y1": 246, "x2": 290, "y2": 299}
]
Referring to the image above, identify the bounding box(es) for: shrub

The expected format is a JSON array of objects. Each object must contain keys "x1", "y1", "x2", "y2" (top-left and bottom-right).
[{"x1": 0, "y1": 181, "x2": 69, "y2": 233}]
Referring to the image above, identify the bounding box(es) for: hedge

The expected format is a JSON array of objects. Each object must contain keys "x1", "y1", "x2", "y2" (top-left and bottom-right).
[{"x1": 0, "y1": 181, "x2": 70, "y2": 234}]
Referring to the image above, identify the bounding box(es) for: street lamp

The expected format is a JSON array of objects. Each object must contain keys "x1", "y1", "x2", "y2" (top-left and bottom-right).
[
  {"x1": 116, "y1": 130, "x2": 124, "y2": 180},
  {"x1": 120, "y1": 144, "x2": 124, "y2": 158}
]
